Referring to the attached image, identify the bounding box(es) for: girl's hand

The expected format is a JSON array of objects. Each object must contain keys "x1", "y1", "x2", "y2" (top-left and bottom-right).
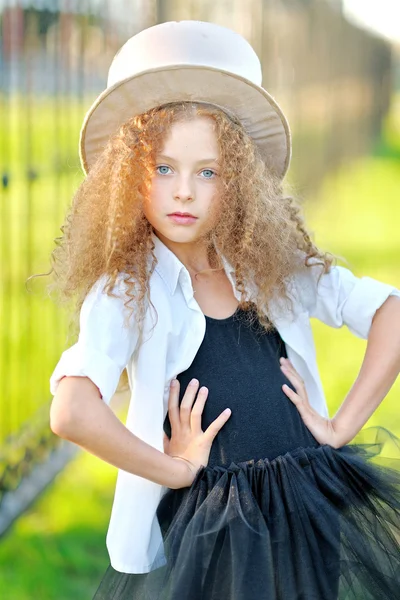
[
  {"x1": 163, "y1": 378, "x2": 231, "y2": 488},
  {"x1": 280, "y1": 357, "x2": 344, "y2": 448}
]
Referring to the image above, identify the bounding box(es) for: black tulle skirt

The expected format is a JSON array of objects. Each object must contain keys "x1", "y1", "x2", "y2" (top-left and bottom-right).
[{"x1": 93, "y1": 426, "x2": 400, "y2": 600}]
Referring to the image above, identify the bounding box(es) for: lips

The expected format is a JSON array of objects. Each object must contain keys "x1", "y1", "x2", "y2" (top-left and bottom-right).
[
  {"x1": 168, "y1": 212, "x2": 197, "y2": 218},
  {"x1": 167, "y1": 213, "x2": 198, "y2": 225}
]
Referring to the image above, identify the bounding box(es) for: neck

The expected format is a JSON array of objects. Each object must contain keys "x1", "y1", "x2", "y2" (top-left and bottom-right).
[{"x1": 154, "y1": 231, "x2": 217, "y2": 274}]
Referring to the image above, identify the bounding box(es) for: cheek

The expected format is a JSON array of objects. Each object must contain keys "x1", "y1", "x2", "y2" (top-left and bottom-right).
[
  {"x1": 142, "y1": 193, "x2": 158, "y2": 223},
  {"x1": 146, "y1": 184, "x2": 163, "y2": 212},
  {"x1": 149, "y1": 178, "x2": 169, "y2": 202}
]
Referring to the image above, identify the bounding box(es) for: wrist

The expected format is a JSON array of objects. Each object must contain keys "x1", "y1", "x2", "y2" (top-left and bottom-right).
[
  {"x1": 171, "y1": 455, "x2": 196, "y2": 470},
  {"x1": 331, "y1": 417, "x2": 355, "y2": 447},
  {"x1": 168, "y1": 456, "x2": 196, "y2": 489}
]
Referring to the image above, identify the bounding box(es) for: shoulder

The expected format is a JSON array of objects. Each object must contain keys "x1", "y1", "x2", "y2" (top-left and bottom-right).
[
  {"x1": 288, "y1": 253, "x2": 362, "y2": 316},
  {"x1": 284, "y1": 253, "x2": 327, "y2": 311},
  {"x1": 289, "y1": 252, "x2": 400, "y2": 337},
  {"x1": 80, "y1": 271, "x2": 144, "y2": 329}
]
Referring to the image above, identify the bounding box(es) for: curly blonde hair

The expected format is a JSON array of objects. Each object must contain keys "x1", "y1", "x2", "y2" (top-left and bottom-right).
[{"x1": 32, "y1": 101, "x2": 334, "y2": 389}]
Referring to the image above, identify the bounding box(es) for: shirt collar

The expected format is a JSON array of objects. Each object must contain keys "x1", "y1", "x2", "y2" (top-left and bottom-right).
[{"x1": 151, "y1": 231, "x2": 235, "y2": 297}]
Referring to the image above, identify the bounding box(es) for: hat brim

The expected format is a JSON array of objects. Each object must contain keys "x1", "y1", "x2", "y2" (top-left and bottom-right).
[{"x1": 79, "y1": 65, "x2": 291, "y2": 179}]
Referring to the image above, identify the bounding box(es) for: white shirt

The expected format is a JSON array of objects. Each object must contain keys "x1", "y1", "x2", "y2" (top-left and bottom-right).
[{"x1": 49, "y1": 231, "x2": 400, "y2": 574}]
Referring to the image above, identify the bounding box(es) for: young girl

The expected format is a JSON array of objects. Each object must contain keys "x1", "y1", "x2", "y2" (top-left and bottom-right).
[{"x1": 48, "y1": 21, "x2": 400, "y2": 600}]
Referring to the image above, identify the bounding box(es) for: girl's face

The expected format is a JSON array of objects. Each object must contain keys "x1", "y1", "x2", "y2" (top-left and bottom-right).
[{"x1": 144, "y1": 116, "x2": 221, "y2": 249}]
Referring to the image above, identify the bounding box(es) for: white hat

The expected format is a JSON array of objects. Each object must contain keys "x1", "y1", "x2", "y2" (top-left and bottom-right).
[{"x1": 79, "y1": 20, "x2": 292, "y2": 179}]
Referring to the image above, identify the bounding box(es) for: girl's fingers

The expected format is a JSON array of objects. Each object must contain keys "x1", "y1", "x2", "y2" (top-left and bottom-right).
[
  {"x1": 168, "y1": 379, "x2": 180, "y2": 427},
  {"x1": 163, "y1": 431, "x2": 171, "y2": 454},
  {"x1": 190, "y1": 386, "x2": 209, "y2": 432},
  {"x1": 283, "y1": 370, "x2": 304, "y2": 394},
  {"x1": 281, "y1": 360, "x2": 311, "y2": 410},
  {"x1": 280, "y1": 360, "x2": 306, "y2": 394},
  {"x1": 203, "y1": 408, "x2": 232, "y2": 444},
  {"x1": 282, "y1": 363, "x2": 302, "y2": 384},
  {"x1": 283, "y1": 384, "x2": 314, "y2": 429},
  {"x1": 180, "y1": 379, "x2": 200, "y2": 425},
  {"x1": 282, "y1": 384, "x2": 303, "y2": 406}
]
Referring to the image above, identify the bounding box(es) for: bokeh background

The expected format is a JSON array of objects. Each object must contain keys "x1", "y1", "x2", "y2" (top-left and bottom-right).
[{"x1": 0, "y1": 1, "x2": 399, "y2": 598}]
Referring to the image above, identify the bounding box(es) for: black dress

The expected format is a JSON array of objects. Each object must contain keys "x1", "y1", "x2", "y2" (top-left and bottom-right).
[{"x1": 93, "y1": 305, "x2": 400, "y2": 600}]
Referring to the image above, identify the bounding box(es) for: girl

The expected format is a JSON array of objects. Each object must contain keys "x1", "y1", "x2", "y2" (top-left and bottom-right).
[{"x1": 48, "y1": 21, "x2": 400, "y2": 600}]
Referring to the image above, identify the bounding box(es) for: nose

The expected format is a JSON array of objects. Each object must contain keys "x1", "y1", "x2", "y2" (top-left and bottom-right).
[{"x1": 173, "y1": 174, "x2": 194, "y2": 202}]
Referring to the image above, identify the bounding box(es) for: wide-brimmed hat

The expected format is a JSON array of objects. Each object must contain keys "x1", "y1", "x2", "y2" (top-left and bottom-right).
[{"x1": 79, "y1": 20, "x2": 292, "y2": 179}]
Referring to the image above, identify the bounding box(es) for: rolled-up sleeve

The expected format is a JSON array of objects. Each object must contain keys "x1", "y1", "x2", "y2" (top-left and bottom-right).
[
  {"x1": 49, "y1": 275, "x2": 139, "y2": 404},
  {"x1": 295, "y1": 261, "x2": 400, "y2": 339}
]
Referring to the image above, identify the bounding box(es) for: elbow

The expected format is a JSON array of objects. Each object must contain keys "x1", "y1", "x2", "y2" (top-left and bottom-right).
[
  {"x1": 50, "y1": 393, "x2": 77, "y2": 440},
  {"x1": 50, "y1": 375, "x2": 101, "y2": 440},
  {"x1": 50, "y1": 411, "x2": 70, "y2": 440}
]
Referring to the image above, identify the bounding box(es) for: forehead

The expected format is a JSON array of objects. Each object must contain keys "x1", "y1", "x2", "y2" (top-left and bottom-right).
[{"x1": 159, "y1": 117, "x2": 218, "y2": 154}]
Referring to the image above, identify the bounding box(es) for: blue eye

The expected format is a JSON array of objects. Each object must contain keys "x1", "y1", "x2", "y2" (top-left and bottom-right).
[
  {"x1": 201, "y1": 169, "x2": 216, "y2": 179},
  {"x1": 155, "y1": 166, "x2": 216, "y2": 178},
  {"x1": 156, "y1": 165, "x2": 171, "y2": 175}
]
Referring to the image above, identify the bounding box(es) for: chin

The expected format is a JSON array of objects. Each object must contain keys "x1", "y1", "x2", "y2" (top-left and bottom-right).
[
  {"x1": 155, "y1": 226, "x2": 202, "y2": 244},
  {"x1": 166, "y1": 230, "x2": 199, "y2": 242}
]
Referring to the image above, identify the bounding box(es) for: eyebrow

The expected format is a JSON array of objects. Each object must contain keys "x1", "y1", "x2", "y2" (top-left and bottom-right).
[{"x1": 156, "y1": 154, "x2": 219, "y2": 164}]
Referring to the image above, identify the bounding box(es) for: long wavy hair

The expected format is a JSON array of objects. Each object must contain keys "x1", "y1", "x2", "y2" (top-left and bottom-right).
[{"x1": 31, "y1": 101, "x2": 335, "y2": 390}]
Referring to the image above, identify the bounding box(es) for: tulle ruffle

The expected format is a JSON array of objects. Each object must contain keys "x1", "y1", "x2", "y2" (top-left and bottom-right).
[{"x1": 93, "y1": 426, "x2": 400, "y2": 600}]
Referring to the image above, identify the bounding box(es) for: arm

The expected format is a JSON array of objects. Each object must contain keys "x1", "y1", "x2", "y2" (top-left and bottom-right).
[
  {"x1": 49, "y1": 275, "x2": 192, "y2": 489},
  {"x1": 282, "y1": 262, "x2": 400, "y2": 446},
  {"x1": 49, "y1": 275, "x2": 228, "y2": 489},
  {"x1": 50, "y1": 375, "x2": 192, "y2": 489},
  {"x1": 331, "y1": 295, "x2": 400, "y2": 445}
]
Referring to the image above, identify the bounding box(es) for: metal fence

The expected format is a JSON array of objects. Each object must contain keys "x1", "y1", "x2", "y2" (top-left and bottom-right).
[{"x1": 0, "y1": 0, "x2": 393, "y2": 525}]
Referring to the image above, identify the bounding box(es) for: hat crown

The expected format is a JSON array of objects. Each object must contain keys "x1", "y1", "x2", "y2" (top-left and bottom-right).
[{"x1": 108, "y1": 20, "x2": 262, "y2": 88}]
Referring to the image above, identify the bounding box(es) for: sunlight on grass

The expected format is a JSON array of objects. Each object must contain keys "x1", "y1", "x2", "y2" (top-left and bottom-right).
[
  {"x1": 0, "y1": 449, "x2": 117, "y2": 599},
  {"x1": 305, "y1": 156, "x2": 400, "y2": 429}
]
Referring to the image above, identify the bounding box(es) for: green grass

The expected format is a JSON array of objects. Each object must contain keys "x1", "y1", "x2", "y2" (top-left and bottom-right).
[
  {"x1": 0, "y1": 448, "x2": 117, "y2": 599},
  {"x1": 305, "y1": 156, "x2": 400, "y2": 424},
  {"x1": 0, "y1": 95, "x2": 86, "y2": 443}
]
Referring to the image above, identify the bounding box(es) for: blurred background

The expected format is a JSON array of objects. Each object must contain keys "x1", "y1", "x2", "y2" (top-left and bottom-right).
[{"x1": 0, "y1": 0, "x2": 399, "y2": 598}]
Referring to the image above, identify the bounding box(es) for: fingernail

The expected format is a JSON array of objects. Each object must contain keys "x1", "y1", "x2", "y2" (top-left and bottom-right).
[
  {"x1": 224, "y1": 408, "x2": 231, "y2": 415},
  {"x1": 190, "y1": 378, "x2": 198, "y2": 386},
  {"x1": 171, "y1": 379, "x2": 178, "y2": 387}
]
